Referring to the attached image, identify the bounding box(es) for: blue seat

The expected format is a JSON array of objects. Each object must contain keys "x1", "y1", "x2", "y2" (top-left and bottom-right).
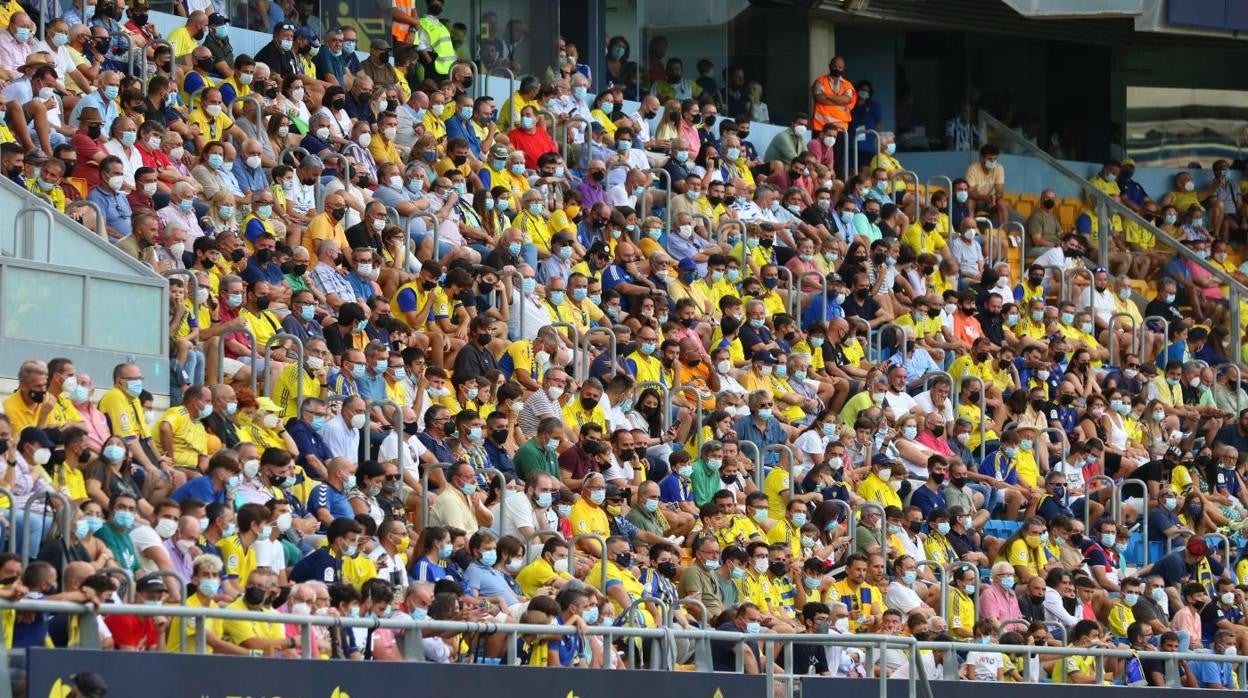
[{"x1": 983, "y1": 519, "x2": 1022, "y2": 539}]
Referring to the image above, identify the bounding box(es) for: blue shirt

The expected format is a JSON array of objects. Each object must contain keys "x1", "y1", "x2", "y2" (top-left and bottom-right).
[
  {"x1": 1191, "y1": 659, "x2": 1234, "y2": 689},
  {"x1": 601, "y1": 264, "x2": 639, "y2": 310},
  {"x1": 483, "y1": 439, "x2": 515, "y2": 474},
  {"x1": 463, "y1": 562, "x2": 520, "y2": 605},
  {"x1": 308, "y1": 481, "x2": 353, "y2": 527},
  {"x1": 240, "y1": 260, "x2": 284, "y2": 287},
  {"x1": 908, "y1": 485, "x2": 946, "y2": 518},
  {"x1": 232, "y1": 161, "x2": 270, "y2": 195},
  {"x1": 289, "y1": 547, "x2": 343, "y2": 584},
  {"x1": 733, "y1": 415, "x2": 786, "y2": 466},
  {"x1": 801, "y1": 294, "x2": 843, "y2": 328},
  {"x1": 88, "y1": 187, "x2": 133, "y2": 237},
  {"x1": 313, "y1": 50, "x2": 348, "y2": 87},
  {"x1": 738, "y1": 322, "x2": 775, "y2": 354},
  {"x1": 287, "y1": 419, "x2": 333, "y2": 472},
  {"x1": 658, "y1": 472, "x2": 693, "y2": 504},
  {"x1": 548, "y1": 614, "x2": 585, "y2": 666},
  {"x1": 1147, "y1": 506, "x2": 1181, "y2": 541},
  {"x1": 977, "y1": 451, "x2": 1017, "y2": 485},
  {"x1": 71, "y1": 86, "x2": 120, "y2": 132},
  {"x1": 410, "y1": 556, "x2": 448, "y2": 583},
  {"x1": 354, "y1": 372, "x2": 386, "y2": 402},
  {"x1": 345, "y1": 271, "x2": 375, "y2": 303},
  {"x1": 417, "y1": 432, "x2": 455, "y2": 466},
  {"x1": 445, "y1": 115, "x2": 481, "y2": 158},
  {"x1": 171, "y1": 476, "x2": 227, "y2": 505}
]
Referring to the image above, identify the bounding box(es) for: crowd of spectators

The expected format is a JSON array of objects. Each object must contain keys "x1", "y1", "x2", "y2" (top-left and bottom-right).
[{"x1": 0, "y1": 0, "x2": 1246, "y2": 690}]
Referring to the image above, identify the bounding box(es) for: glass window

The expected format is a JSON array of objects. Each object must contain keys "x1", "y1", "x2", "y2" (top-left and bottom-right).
[{"x1": 3, "y1": 267, "x2": 83, "y2": 346}]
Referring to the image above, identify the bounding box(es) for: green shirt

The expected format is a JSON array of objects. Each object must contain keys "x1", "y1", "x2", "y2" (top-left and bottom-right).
[
  {"x1": 94, "y1": 523, "x2": 140, "y2": 572},
  {"x1": 625, "y1": 505, "x2": 665, "y2": 536},
  {"x1": 514, "y1": 438, "x2": 558, "y2": 480},
  {"x1": 690, "y1": 458, "x2": 721, "y2": 508},
  {"x1": 285, "y1": 273, "x2": 310, "y2": 292}
]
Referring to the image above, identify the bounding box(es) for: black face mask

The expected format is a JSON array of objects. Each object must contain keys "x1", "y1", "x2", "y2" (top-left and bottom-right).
[
  {"x1": 930, "y1": 472, "x2": 945, "y2": 485},
  {"x1": 329, "y1": 207, "x2": 346, "y2": 222},
  {"x1": 86, "y1": 123, "x2": 102, "y2": 139},
  {"x1": 451, "y1": 154, "x2": 468, "y2": 166},
  {"x1": 490, "y1": 428, "x2": 509, "y2": 445},
  {"x1": 720, "y1": 472, "x2": 737, "y2": 484},
  {"x1": 243, "y1": 586, "x2": 268, "y2": 606},
  {"x1": 950, "y1": 476, "x2": 966, "y2": 488},
  {"x1": 403, "y1": 421, "x2": 420, "y2": 436},
  {"x1": 864, "y1": 210, "x2": 879, "y2": 223},
  {"x1": 253, "y1": 248, "x2": 273, "y2": 264},
  {"x1": 768, "y1": 561, "x2": 787, "y2": 577},
  {"x1": 291, "y1": 263, "x2": 308, "y2": 276},
  {"x1": 195, "y1": 57, "x2": 215, "y2": 73},
  {"x1": 420, "y1": 280, "x2": 437, "y2": 291},
  {"x1": 590, "y1": 170, "x2": 605, "y2": 182},
  {"x1": 931, "y1": 425, "x2": 945, "y2": 437},
  {"x1": 830, "y1": 68, "x2": 843, "y2": 77},
  {"x1": 580, "y1": 397, "x2": 599, "y2": 410},
  {"x1": 231, "y1": 248, "x2": 247, "y2": 263},
  {"x1": 255, "y1": 296, "x2": 271, "y2": 311},
  {"x1": 966, "y1": 391, "x2": 981, "y2": 403},
  {"x1": 1042, "y1": 199, "x2": 1056, "y2": 210},
  {"x1": 657, "y1": 561, "x2": 678, "y2": 579},
  {"x1": 269, "y1": 473, "x2": 287, "y2": 487},
  {"x1": 28, "y1": 389, "x2": 46, "y2": 403},
  {"x1": 908, "y1": 521, "x2": 924, "y2": 533},
  {"x1": 975, "y1": 351, "x2": 989, "y2": 363}
]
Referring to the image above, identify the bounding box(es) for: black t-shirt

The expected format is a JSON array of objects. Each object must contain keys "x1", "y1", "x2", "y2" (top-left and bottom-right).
[
  {"x1": 711, "y1": 621, "x2": 759, "y2": 671},
  {"x1": 791, "y1": 641, "x2": 829, "y2": 675},
  {"x1": 839, "y1": 293, "x2": 879, "y2": 324}
]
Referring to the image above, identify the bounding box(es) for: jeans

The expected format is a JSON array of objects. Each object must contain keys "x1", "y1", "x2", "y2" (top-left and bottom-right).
[
  {"x1": 413, "y1": 229, "x2": 456, "y2": 258},
  {"x1": 11, "y1": 507, "x2": 53, "y2": 559}
]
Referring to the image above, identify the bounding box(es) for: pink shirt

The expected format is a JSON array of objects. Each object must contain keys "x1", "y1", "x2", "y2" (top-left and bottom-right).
[
  {"x1": 1188, "y1": 260, "x2": 1223, "y2": 299},
  {"x1": 786, "y1": 256, "x2": 820, "y2": 291},
  {"x1": 979, "y1": 583, "x2": 1022, "y2": 622},
  {"x1": 77, "y1": 403, "x2": 112, "y2": 451},
  {"x1": 678, "y1": 120, "x2": 701, "y2": 156},
  {"x1": 0, "y1": 32, "x2": 31, "y2": 73},
  {"x1": 917, "y1": 432, "x2": 954, "y2": 457},
  {"x1": 1172, "y1": 607, "x2": 1202, "y2": 648}
]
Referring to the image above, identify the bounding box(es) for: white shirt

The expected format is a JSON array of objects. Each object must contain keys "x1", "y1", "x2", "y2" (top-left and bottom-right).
[
  {"x1": 321, "y1": 415, "x2": 361, "y2": 462},
  {"x1": 949, "y1": 235, "x2": 984, "y2": 277},
  {"x1": 602, "y1": 455, "x2": 635, "y2": 484},
  {"x1": 291, "y1": 182, "x2": 316, "y2": 216},
  {"x1": 490, "y1": 490, "x2": 539, "y2": 539},
  {"x1": 508, "y1": 289, "x2": 554, "y2": 342},
  {"x1": 606, "y1": 182, "x2": 640, "y2": 208},
  {"x1": 369, "y1": 546, "x2": 408, "y2": 589},
  {"x1": 103, "y1": 140, "x2": 144, "y2": 188},
  {"x1": 255, "y1": 538, "x2": 286, "y2": 573},
  {"x1": 913, "y1": 390, "x2": 955, "y2": 423},
  {"x1": 378, "y1": 431, "x2": 429, "y2": 480},
  {"x1": 129, "y1": 525, "x2": 164, "y2": 575},
  {"x1": 883, "y1": 389, "x2": 917, "y2": 416},
  {"x1": 628, "y1": 110, "x2": 653, "y2": 143},
  {"x1": 1079, "y1": 286, "x2": 1118, "y2": 326},
  {"x1": 885, "y1": 580, "x2": 924, "y2": 614},
  {"x1": 963, "y1": 650, "x2": 1006, "y2": 681}
]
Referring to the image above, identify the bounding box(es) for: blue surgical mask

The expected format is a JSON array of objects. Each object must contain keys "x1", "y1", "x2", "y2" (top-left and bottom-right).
[
  {"x1": 311, "y1": 415, "x2": 326, "y2": 432},
  {"x1": 113, "y1": 510, "x2": 135, "y2": 529},
  {"x1": 589, "y1": 489, "x2": 606, "y2": 505},
  {"x1": 521, "y1": 278, "x2": 536, "y2": 294},
  {"x1": 508, "y1": 242, "x2": 522, "y2": 256},
  {"x1": 643, "y1": 499, "x2": 659, "y2": 513},
  {"x1": 480, "y1": 549, "x2": 497, "y2": 566},
  {"x1": 126, "y1": 379, "x2": 144, "y2": 397},
  {"x1": 214, "y1": 25, "x2": 229, "y2": 38},
  {"x1": 300, "y1": 304, "x2": 315, "y2": 321},
  {"x1": 535, "y1": 492, "x2": 553, "y2": 508}
]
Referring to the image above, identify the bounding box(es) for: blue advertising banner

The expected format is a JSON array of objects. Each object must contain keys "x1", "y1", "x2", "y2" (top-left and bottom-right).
[{"x1": 27, "y1": 648, "x2": 766, "y2": 698}]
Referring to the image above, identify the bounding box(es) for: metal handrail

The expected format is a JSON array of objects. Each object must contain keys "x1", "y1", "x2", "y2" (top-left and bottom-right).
[
  {"x1": 17, "y1": 491, "x2": 69, "y2": 567},
  {"x1": 823, "y1": 498, "x2": 853, "y2": 546},
  {"x1": 419, "y1": 462, "x2": 454, "y2": 527},
  {"x1": 558, "y1": 116, "x2": 588, "y2": 165},
  {"x1": 573, "y1": 533, "x2": 608, "y2": 589},
  {"x1": 215, "y1": 325, "x2": 259, "y2": 393},
  {"x1": 940, "y1": 560, "x2": 979, "y2": 622},
  {"x1": 65, "y1": 200, "x2": 107, "y2": 240},
  {"x1": 765, "y1": 444, "x2": 799, "y2": 500},
  {"x1": 549, "y1": 321, "x2": 583, "y2": 380},
  {"x1": 362, "y1": 399, "x2": 404, "y2": 484},
  {"x1": 798, "y1": 271, "x2": 827, "y2": 314},
  {"x1": 633, "y1": 381, "x2": 669, "y2": 433},
  {"x1": 0, "y1": 488, "x2": 15, "y2": 554},
  {"x1": 1064, "y1": 266, "x2": 1095, "y2": 312},
  {"x1": 1083, "y1": 474, "x2": 1115, "y2": 532},
  {"x1": 738, "y1": 440, "x2": 762, "y2": 489},
  {"x1": 278, "y1": 146, "x2": 310, "y2": 168},
  {"x1": 1108, "y1": 311, "x2": 1139, "y2": 360},
  {"x1": 163, "y1": 269, "x2": 200, "y2": 318},
  {"x1": 846, "y1": 317, "x2": 872, "y2": 368},
  {"x1": 240, "y1": 94, "x2": 266, "y2": 134},
  {"x1": 871, "y1": 321, "x2": 905, "y2": 362},
  {"x1": 96, "y1": 566, "x2": 135, "y2": 603},
  {"x1": 982, "y1": 108, "x2": 1248, "y2": 361},
  {"x1": 890, "y1": 169, "x2": 920, "y2": 222},
  {"x1": 1114, "y1": 478, "x2": 1150, "y2": 565},
  {"x1": 975, "y1": 216, "x2": 1001, "y2": 268},
  {"x1": 413, "y1": 212, "x2": 441, "y2": 259},
  {"x1": 1144, "y1": 315, "x2": 1171, "y2": 365},
  {"x1": 15, "y1": 204, "x2": 54, "y2": 260},
  {"x1": 580, "y1": 326, "x2": 617, "y2": 384},
  {"x1": 1040, "y1": 427, "x2": 1070, "y2": 463},
  {"x1": 451, "y1": 60, "x2": 480, "y2": 99},
  {"x1": 521, "y1": 529, "x2": 564, "y2": 564},
  {"x1": 1002, "y1": 220, "x2": 1024, "y2": 274},
  {"x1": 643, "y1": 167, "x2": 672, "y2": 236},
  {"x1": 261, "y1": 332, "x2": 305, "y2": 400}
]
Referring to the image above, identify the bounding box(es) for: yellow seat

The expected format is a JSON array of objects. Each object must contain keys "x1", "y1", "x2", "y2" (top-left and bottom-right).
[
  {"x1": 1058, "y1": 198, "x2": 1082, "y2": 230},
  {"x1": 1003, "y1": 192, "x2": 1019, "y2": 210}
]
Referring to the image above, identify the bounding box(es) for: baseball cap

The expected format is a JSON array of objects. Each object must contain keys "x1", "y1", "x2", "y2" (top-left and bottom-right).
[
  {"x1": 255, "y1": 397, "x2": 281, "y2": 413},
  {"x1": 208, "y1": 12, "x2": 228, "y2": 26},
  {"x1": 677, "y1": 257, "x2": 697, "y2": 272},
  {"x1": 70, "y1": 671, "x2": 108, "y2": 698},
  {"x1": 489, "y1": 144, "x2": 509, "y2": 160},
  {"x1": 18, "y1": 427, "x2": 53, "y2": 451},
  {"x1": 136, "y1": 575, "x2": 168, "y2": 594},
  {"x1": 372, "y1": 38, "x2": 391, "y2": 51},
  {"x1": 295, "y1": 26, "x2": 318, "y2": 40},
  {"x1": 1186, "y1": 537, "x2": 1208, "y2": 557},
  {"x1": 752, "y1": 349, "x2": 776, "y2": 364},
  {"x1": 1121, "y1": 157, "x2": 1136, "y2": 167}
]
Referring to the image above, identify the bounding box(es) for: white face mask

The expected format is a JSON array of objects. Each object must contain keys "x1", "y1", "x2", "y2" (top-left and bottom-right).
[
  {"x1": 142, "y1": 182, "x2": 157, "y2": 196},
  {"x1": 154, "y1": 517, "x2": 178, "y2": 539},
  {"x1": 291, "y1": 88, "x2": 305, "y2": 102},
  {"x1": 316, "y1": 127, "x2": 330, "y2": 140},
  {"x1": 372, "y1": 218, "x2": 386, "y2": 232},
  {"x1": 106, "y1": 175, "x2": 124, "y2": 190},
  {"x1": 245, "y1": 155, "x2": 262, "y2": 169}
]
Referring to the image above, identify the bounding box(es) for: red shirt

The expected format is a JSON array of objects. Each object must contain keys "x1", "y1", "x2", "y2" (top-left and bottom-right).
[
  {"x1": 104, "y1": 613, "x2": 160, "y2": 650},
  {"x1": 138, "y1": 144, "x2": 173, "y2": 172},
  {"x1": 71, "y1": 133, "x2": 104, "y2": 189},
  {"x1": 508, "y1": 127, "x2": 559, "y2": 170}
]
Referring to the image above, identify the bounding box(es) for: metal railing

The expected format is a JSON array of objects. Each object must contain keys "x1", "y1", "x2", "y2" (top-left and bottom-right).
[{"x1": 981, "y1": 109, "x2": 1248, "y2": 361}]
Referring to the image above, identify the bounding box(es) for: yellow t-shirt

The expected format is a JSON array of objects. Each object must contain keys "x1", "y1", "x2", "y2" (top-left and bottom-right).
[
  {"x1": 562, "y1": 401, "x2": 607, "y2": 436},
  {"x1": 156, "y1": 406, "x2": 209, "y2": 468},
  {"x1": 828, "y1": 580, "x2": 884, "y2": 632},
  {"x1": 217, "y1": 534, "x2": 259, "y2": 586},
  {"x1": 516, "y1": 557, "x2": 571, "y2": 597},
  {"x1": 763, "y1": 462, "x2": 792, "y2": 520},
  {"x1": 568, "y1": 499, "x2": 609, "y2": 540},
  {"x1": 221, "y1": 597, "x2": 285, "y2": 647},
  {"x1": 167, "y1": 593, "x2": 224, "y2": 653},
  {"x1": 856, "y1": 472, "x2": 902, "y2": 509},
  {"x1": 273, "y1": 363, "x2": 322, "y2": 418},
  {"x1": 188, "y1": 110, "x2": 235, "y2": 143},
  {"x1": 948, "y1": 587, "x2": 975, "y2": 633},
  {"x1": 1052, "y1": 654, "x2": 1097, "y2": 684},
  {"x1": 99, "y1": 386, "x2": 150, "y2": 440}
]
